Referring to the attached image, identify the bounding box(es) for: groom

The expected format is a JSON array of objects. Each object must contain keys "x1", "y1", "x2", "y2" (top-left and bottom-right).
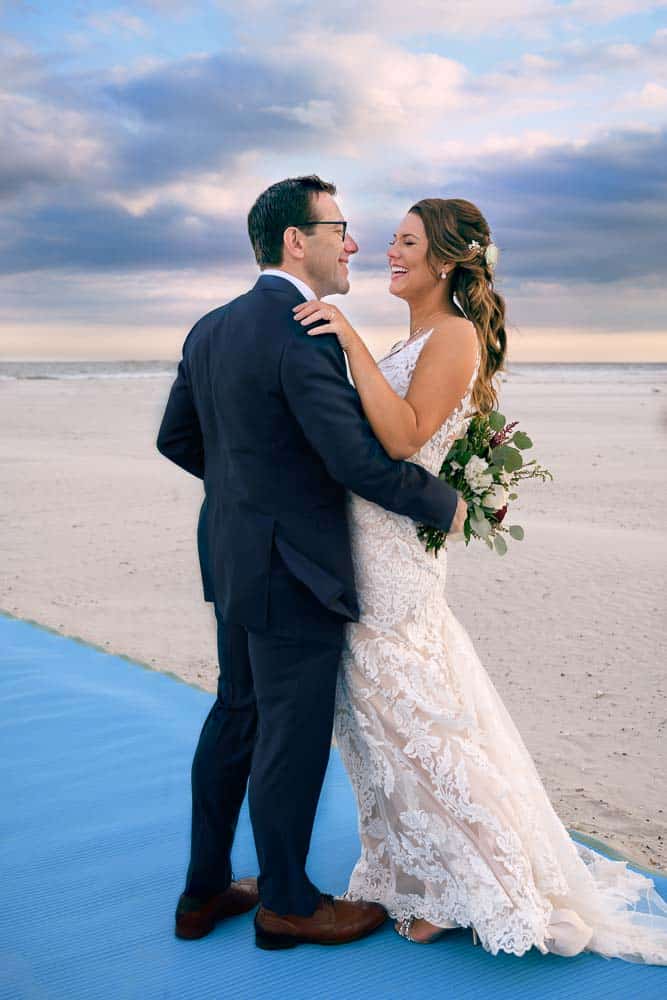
[{"x1": 157, "y1": 175, "x2": 465, "y2": 949}]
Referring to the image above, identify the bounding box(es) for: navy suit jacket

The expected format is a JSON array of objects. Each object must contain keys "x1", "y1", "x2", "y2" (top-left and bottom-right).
[{"x1": 157, "y1": 274, "x2": 458, "y2": 635}]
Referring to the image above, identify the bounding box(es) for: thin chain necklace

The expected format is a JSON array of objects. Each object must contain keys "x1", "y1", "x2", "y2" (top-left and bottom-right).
[
  {"x1": 403, "y1": 326, "x2": 430, "y2": 346},
  {"x1": 407, "y1": 312, "x2": 447, "y2": 343},
  {"x1": 409, "y1": 304, "x2": 464, "y2": 341}
]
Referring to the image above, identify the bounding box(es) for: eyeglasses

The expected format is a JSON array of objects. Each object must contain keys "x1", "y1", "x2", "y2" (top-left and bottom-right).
[{"x1": 299, "y1": 220, "x2": 348, "y2": 241}]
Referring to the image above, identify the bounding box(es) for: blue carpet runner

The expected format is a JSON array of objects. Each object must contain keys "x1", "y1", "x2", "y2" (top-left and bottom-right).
[{"x1": 1, "y1": 614, "x2": 665, "y2": 999}]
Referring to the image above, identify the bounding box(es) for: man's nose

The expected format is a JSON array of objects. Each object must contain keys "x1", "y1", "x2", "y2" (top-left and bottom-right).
[{"x1": 344, "y1": 233, "x2": 359, "y2": 254}]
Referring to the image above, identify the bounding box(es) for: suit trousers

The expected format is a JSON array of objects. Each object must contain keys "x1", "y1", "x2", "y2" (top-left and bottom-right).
[{"x1": 184, "y1": 602, "x2": 344, "y2": 916}]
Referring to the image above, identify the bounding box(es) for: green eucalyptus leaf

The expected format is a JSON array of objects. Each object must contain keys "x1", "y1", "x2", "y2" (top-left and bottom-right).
[
  {"x1": 512, "y1": 431, "x2": 533, "y2": 450},
  {"x1": 509, "y1": 525, "x2": 524, "y2": 540},
  {"x1": 492, "y1": 445, "x2": 523, "y2": 472},
  {"x1": 470, "y1": 516, "x2": 491, "y2": 539},
  {"x1": 488, "y1": 411, "x2": 505, "y2": 431},
  {"x1": 503, "y1": 447, "x2": 523, "y2": 472},
  {"x1": 494, "y1": 535, "x2": 508, "y2": 555}
]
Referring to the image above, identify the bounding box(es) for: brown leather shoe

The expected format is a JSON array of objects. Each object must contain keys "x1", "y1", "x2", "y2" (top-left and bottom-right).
[
  {"x1": 254, "y1": 894, "x2": 386, "y2": 949},
  {"x1": 175, "y1": 877, "x2": 259, "y2": 939}
]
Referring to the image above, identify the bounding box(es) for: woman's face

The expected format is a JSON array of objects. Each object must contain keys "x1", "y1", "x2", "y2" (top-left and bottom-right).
[{"x1": 387, "y1": 212, "x2": 439, "y2": 300}]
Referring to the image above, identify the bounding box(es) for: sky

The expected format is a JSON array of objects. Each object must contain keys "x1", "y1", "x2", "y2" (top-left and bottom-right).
[{"x1": 1, "y1": 0, "x2": 667, "y2": 361}]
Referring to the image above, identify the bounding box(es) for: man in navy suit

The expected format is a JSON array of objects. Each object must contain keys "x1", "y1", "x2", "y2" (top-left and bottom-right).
[{"x1": 157, "y1": 175, "x2": 465, "y2": 948}]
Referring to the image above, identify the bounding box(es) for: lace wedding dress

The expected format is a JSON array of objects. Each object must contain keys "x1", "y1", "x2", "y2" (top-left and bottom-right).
[{"x1": 334, "y1": 328, "x2": 667, "y2": 963}]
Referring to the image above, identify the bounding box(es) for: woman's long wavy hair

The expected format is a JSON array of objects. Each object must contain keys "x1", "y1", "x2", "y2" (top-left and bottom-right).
[{"x1": 409, "y1": 198, "x2": 507, "y2": 414}]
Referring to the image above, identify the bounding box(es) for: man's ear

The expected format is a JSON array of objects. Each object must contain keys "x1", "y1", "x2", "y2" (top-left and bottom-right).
[{"x1": 283, "y1": 226, "x2": 306, "y2": 262}]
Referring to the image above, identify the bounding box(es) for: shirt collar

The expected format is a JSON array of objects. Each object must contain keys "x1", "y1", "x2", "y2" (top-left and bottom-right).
[{"x1": 259, "y1": 269, "x2": 317, "y2": 302}]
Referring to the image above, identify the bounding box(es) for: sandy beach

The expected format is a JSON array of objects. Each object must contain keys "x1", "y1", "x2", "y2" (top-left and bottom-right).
[{"x1": 1, "y1": 362, "x2": 666, "y2": 870}]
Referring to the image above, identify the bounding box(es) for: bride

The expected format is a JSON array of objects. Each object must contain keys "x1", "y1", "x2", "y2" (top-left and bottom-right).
[{"x1": 292, "y1": 197, "x2": 667, "y2": 964}]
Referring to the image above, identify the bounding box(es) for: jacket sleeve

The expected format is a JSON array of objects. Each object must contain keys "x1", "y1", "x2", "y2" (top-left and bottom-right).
[
  {"x1": 280, "y1": 329, "x2": 459, "y2": 532},
  {"x1": 156, "y1": 333, "x2": 204, "y2": 480}
]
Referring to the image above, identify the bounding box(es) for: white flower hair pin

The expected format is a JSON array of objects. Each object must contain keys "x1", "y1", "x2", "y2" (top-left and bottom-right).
[{"x1": 468, "y1": 239, "x2": 499, "y2": 272}]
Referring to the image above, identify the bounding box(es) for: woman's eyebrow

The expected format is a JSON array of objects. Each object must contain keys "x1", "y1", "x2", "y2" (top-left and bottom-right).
[{"x1": 393, "y1": 233, "x2": 420, "y2": 239}]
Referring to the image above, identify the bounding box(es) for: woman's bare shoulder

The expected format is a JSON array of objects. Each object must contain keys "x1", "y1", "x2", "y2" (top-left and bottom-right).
[
  {"x1": 424, "y1": 315, "x2": 478, "y2": 363},
  {"x1": 434, "y1": 314, "x2": 477, "y2": 338}
]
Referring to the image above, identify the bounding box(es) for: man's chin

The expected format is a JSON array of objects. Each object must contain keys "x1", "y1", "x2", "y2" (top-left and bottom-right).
[{"x1": 319, "y1": 273, "x2": 350, "y2": 297}]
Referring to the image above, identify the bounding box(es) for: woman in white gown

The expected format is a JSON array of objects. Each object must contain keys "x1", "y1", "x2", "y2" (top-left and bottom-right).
[{"x1": 292, "y1": 197, "x2": 667, "y2": 964}]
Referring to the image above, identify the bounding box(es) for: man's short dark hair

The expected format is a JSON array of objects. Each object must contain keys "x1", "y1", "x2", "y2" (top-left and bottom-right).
[{"x1": 247, "y1": 175, "x2": 337, "y2": 267}]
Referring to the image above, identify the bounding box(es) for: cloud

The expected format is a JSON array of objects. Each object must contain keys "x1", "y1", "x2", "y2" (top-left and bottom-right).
[
  {"x1": 0, "y1": 31, "x2": 49, "y2": 87},
  {"x1": 217, "y1": 0, "x2": 667, "y2": 41},
  {"x1": 102, "y1": 154, "x2": 266, "y2": 219},
  {"x1": 0, "y1": 91, "x2": 106, "y2": 199},
  {"x1": 217, "y1": 0, "x2": 555, "y2": 40},
  {"x1": 470, "y1": 27, "x2": 667, "y2": 120},
  {"x1": 630, "y1": 82, "x2": 667, "y2": 108},
  {"x1": 503, "y1": 274, "x2": 667, "y2": 331},
  {"x1": 0, "y1": 264, "x2": 256, "y2": 331},
  {"x1": 260, "y1": 32, "x2": 473, "y2": 148},
  {"x1": 0, "y1": 43, "x2": 344, "y2": 207},
  {"x1": 87, "y1": 10, "x2": 150, "y2": 37},
  {"x1": 528, "y1": 27, "x2": 667, "y2": 77},
  {"x1": 104, "y1": 51, "x2": 341, "y2": 186},
  {"x1": 98, "y1": 35, "x2": 476, "y2": 181},
  {"x1": 0, "y1": 189, "x2": 254, "y2": 274},
  {"x1": 4, "y1": 35, "x2": 469, "y2": 198},
  {"x1": 135, "y1": 0, "x2": 198, "y2": 12},
  {"x1": 562, "y1": 0, "x2": 667, "y2": 22}
]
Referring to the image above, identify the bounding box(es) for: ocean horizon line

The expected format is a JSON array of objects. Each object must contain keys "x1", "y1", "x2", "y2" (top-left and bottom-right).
[
  {"x1": 2, "y1": 359, "x2": 666, "y2": 385},
  {"x1": 2, "y1": 358, "x2": 667, "y2": 366}
]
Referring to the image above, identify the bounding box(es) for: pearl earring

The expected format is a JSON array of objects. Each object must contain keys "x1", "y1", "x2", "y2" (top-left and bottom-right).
[{"x1": 440, "y1": 270, "x2": 448, "y2": 279}]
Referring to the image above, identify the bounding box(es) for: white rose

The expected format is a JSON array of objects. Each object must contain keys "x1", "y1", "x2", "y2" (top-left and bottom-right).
[
  {"x1": 482, "y1": 484, "x2": 509, "y2": 510},
  {"x1": 465, "y1": 455, "x2": 488, "y2": 477},
  {"x1": 464, "y1": 455, "x2": 493, "y2": 494},
  {"x1": 485, "y1": 243, "x2": 499, "y2": 271}
]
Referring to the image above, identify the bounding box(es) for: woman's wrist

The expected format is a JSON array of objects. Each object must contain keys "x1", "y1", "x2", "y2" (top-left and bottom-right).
[{"x1": 337, "y1": 328, "x2": 358, "y2": 353}]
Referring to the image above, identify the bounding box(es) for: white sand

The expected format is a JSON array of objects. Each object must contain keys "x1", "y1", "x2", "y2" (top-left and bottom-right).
[{"x1": 1, "y1": 367, "x2": 666, "y2": 869}]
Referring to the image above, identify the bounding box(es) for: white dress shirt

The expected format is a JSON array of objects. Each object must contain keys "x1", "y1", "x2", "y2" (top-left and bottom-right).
[{"x1": 260, "y1": 269, "x2": 317, "y2": 302}]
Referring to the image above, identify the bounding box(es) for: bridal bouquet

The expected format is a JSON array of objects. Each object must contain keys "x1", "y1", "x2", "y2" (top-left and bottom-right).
[{"x1": 418, "y1": 411, "x2": 553, "y2": 556}]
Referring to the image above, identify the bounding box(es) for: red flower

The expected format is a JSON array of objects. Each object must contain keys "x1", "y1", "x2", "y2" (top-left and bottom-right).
[{"x1": 493, "y1": 504, "x2": 508, "y2": 523}]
